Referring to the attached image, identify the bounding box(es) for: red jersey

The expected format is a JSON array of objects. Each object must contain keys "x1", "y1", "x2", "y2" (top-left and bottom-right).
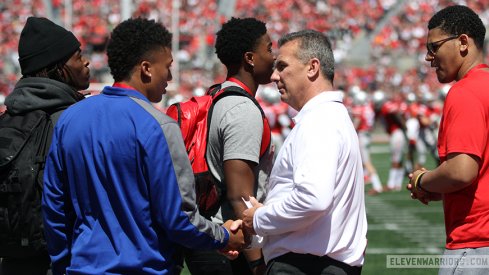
[
  {"x1": 407, "y1": 102, "x2": 421, "y2": 119},
  {"x1": 428, "y1": 103, "x2": 442, "y2": 126},
  {"x1": 261, "y1": 101, "x2": 290, "y2": 134},
  {"x1": 437, "y1": 64, "x2": 489, "y2": 249},
  {"x1": 412, "y1": 102, "x2": 432, "y2": 128},
  {"x1": 351, "y1": 104, "x2": 375, "y2": 132},
  {"x1": 380, "y1": 100, "x2": 407, "y2": 134}
]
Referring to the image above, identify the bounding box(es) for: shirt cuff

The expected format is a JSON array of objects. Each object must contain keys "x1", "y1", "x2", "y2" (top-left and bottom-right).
[
  {"x1": 219, "y1": 225, "x2": 230, "y2": 249},
  {"x1": 253, "y1": 206, "x2": 267, "y2": 236}
]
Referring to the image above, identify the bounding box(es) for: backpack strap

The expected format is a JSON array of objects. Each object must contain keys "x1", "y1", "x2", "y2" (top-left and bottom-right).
[
  {"x1": 206, "y1": 83, "x2": 223, "y2": 97},
  {"x1": 167, "y1": 103, "x2": 183, "y2": 127},
  {"x1": 35, "y1": 111, "x2": 54, "y2": 183},
  {"x1": 207, "y1": 85, "x2": 271, "y2": 157}
]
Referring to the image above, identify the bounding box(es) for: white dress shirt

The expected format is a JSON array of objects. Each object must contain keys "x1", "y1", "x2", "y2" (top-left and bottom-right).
[{"x1": 253, "y1": 91, "x2": 367, "y2": 266}]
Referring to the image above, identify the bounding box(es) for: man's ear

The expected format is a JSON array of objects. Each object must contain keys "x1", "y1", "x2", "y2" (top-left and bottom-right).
[
  {"x1": 140, "y1": 60, "x2": 152, "y2": 81},
  {"x1": 307, "y1": 58, "x2": 320, "y2": 79},
  {"x1": 245, "y1": 52, "x2": 254, "y2": 67},
  {"x1": 458, "y1": 34, "x2": 469, "y2": 53}
]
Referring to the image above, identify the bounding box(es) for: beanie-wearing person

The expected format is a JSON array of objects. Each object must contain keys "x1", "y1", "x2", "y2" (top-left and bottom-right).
[{"x1": 0, "y1": 17, "x2": 90, "y2": 275}]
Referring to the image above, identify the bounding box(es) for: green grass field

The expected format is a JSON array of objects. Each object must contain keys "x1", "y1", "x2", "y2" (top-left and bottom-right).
[
  {"x1": 362, "y1": 143, "x2": 444, "y2": 274},
  {"x1": 181, "y1": 142, "x2": 445, "y2": 274}
]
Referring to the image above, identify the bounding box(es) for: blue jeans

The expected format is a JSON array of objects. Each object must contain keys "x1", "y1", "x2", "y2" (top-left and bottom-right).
[{"x1": 438, "y1": 247, "x2": 489, "y2": 275}]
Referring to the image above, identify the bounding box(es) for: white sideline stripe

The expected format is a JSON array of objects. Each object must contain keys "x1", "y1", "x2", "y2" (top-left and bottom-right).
[
  {"x1": 370, "y1": 145, "x2": 391, "y2": 154},
  {"x1": 367, "y1": 247, "x2": 444, "y2": 254},
  {"x1": 368, "y1": 224, "x2": 445, "y2": 232},
  {"x1": 369, "y1": 217, "x2": 437, "y2": 223},
  {"x1": 366, "y1": 195, "x2": 445, "y2": 249}
]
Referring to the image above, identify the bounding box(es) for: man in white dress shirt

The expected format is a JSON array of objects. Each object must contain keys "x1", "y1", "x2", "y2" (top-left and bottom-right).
[{"x1": 241, "y1": 30, "x2": 367, "y2": 275}]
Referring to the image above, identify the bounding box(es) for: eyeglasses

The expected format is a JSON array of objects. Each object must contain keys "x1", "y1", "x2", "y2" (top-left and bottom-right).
[{"x1": 426, "y1": 36, "x2": 459, "y2": 56}]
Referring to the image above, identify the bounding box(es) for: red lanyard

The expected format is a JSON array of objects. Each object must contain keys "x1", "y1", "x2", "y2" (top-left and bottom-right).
[{"x1": 227, "y1": 77, "x2": 253, "y2": 96}]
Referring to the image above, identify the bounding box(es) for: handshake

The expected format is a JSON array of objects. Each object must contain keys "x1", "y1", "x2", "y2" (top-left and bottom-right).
[
  {"x1": 219, "y1": 219, "x2": 248, "y2": 259},
  {"x1": 219, "y1": 197, "x2": 263, "y2": 258}
]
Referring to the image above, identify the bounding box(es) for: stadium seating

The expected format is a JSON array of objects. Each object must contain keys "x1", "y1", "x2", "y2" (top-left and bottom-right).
[{"x1": 1, "y1": 0, "x2": 488, "y2": 108}]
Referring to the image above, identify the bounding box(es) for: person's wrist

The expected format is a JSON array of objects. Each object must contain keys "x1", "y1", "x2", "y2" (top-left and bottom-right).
[
  {"x1": 223, "y1": 225, "x2": 230, "y2": 237},
  {"x1": 248, "y1": 257, "x2": 265, "y2": 269},
  {"x1": 251, "y1": 207, "x2": 261, "y2": 235},
  {"x1": 220, "y1": 226, "x2": 230, "y2": 249},
  {"x1": 415, "y1": 171, "x2": 429, "y2": 192}
]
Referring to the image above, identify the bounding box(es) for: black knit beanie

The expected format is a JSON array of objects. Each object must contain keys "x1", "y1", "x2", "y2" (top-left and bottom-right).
[{"x1": 18, "y1": 17, "x2": 81, "y2": 75}]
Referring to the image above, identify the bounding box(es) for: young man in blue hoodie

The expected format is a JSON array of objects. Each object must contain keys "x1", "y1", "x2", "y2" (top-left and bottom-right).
[{"x1": 42, "y1": 17, "x2": 245, "y2": 275}]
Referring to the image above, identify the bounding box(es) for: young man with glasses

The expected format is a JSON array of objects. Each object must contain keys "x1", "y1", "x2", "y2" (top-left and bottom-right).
[{"x1": 407, "y1": 5, "x2": 489, "y2": 275}]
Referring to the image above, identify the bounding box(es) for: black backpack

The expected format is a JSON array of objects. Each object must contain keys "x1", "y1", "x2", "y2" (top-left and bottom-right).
[{"x1": 0, "y1": 109, "x2": 53, "y2": 257}]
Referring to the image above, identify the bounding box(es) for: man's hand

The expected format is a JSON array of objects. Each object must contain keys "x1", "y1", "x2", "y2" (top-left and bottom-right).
[
  {"x1": 407, "y1": 168, "x2": 427, "y2": 203},
  {"x1": 407, "y1": 168, "x2": 441, "y2": 204},
  {"x1": 217, "y1": 248, "x2": 239, "y2": 260},
  {"x1": 406, "y1": 182, "x2": 430, "y2": 205},
  {"x1": 230, "y1": 216, "x2": 265, "y2": 275},
  {"x1": 220, "y1": 219, "x2": 247, "y2": 254},
  {"x1": 242, "y1": 196, "x2": 263, "y2": 236}
]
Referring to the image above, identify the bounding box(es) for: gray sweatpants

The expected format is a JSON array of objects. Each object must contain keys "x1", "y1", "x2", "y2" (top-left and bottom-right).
[{"x1": 438, "y1": 247, "x2": 489, "y2": 275}]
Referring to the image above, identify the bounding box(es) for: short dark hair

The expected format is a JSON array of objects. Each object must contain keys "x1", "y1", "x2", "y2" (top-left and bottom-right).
[
  {"x1": 428, "y1": 5, "x2": 486, "y2": 49},
  {"x1": 107, "y1": 17, "x2": 172, "y2": 82},
  {"x1": 215, "y1": 17, "x2": 267, "y2": 68},
  {"x1": 279, "y1": 30, "x2": 335, "y2": 82}
]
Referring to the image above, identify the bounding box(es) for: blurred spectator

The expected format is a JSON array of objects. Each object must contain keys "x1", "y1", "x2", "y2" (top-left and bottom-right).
[{"x1": 1, "y1": 0, "x2": 488, "y2": 114}]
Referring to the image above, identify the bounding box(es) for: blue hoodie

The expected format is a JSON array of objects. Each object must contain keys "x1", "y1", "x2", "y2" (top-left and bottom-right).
[{"x1": 42, "y1": 86, "x2": 229, "y2": 275}]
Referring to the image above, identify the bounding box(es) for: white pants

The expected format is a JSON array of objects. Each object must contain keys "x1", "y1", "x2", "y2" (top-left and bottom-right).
[{"x1": 390, "y1": 129, "x2": 406, "y2": 164}]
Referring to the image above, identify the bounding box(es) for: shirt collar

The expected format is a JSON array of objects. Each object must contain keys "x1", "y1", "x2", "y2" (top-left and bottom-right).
[
  {"x1": 102, "y1": 85, "x2": 151, "y2": 103},
  {"x1": 461, "y1": 63, "x2": 489, "y2": 80},
  {"x1": 293, "y1": 91, "x2": 344, "y2": 124}
]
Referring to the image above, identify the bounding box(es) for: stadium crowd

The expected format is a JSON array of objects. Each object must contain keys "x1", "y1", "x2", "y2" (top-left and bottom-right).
[
  {"x1": 1, "y1": 0, "x2": 488, "y2": 123},
  {"x1": 3, "y1": 4, "x2": 489, "y2": 273}
]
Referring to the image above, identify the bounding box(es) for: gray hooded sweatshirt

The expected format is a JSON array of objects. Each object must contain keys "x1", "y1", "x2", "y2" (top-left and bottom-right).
[{"x1": 5, "y1": 77, "x2": 85, "y2": 122}]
